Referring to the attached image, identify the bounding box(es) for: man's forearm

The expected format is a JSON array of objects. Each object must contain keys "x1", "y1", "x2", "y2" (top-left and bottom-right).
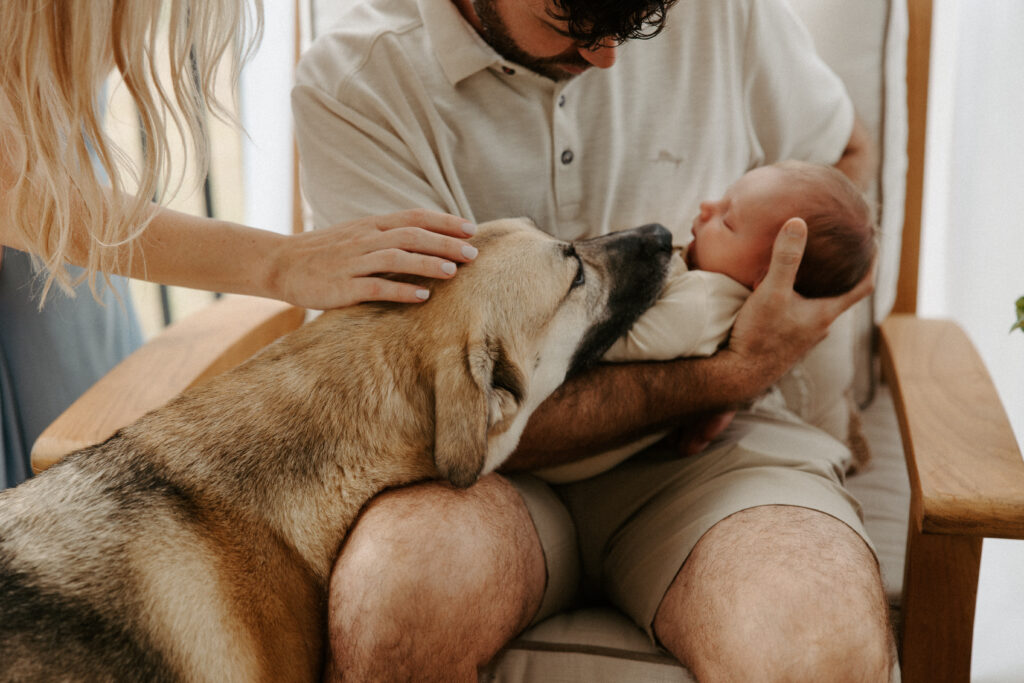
[
  {"x1": 834, "y1": 117, "x2": 877, "y2": 191},
  {"x1": 506, "y1": 350, "x2": 762, "y2": 470}
]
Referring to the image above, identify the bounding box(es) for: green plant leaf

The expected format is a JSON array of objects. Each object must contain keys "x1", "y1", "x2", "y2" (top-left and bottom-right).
[{"x1": 1013, "y1": 296, "x2": 1024, "y2": 333}]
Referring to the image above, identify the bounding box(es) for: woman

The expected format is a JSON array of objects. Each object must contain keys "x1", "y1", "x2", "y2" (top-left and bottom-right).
[{"x1": 0, "y1": 1, "x2": 476, "y2": 487}]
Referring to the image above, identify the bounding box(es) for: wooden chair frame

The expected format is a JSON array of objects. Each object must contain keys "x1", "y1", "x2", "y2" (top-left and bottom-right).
[{"x1": 32, "y1": 1, "x2": 1024, "y2": 680}]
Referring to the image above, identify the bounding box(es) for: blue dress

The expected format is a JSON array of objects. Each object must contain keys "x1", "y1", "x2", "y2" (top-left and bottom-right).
[{"x1": 0, "y1": 248, "x2": 143, "y2": 488}]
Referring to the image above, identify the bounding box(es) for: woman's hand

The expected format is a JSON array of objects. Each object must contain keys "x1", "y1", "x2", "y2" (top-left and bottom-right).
[{"x1": 271, "y1": 209, "x2": 479, "y2": 309}]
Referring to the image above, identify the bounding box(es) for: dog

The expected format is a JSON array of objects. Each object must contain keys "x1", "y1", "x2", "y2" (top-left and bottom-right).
[{"x1": 0, "y1": 218, "x2": 672, "y2": 682}]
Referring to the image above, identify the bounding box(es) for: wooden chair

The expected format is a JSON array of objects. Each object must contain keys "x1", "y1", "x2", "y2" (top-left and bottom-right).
[{"x1": 32, "y1": 0, "x2": 1024, "y2": 680}]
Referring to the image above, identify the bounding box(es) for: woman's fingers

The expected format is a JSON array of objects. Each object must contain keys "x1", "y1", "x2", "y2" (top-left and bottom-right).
[
  {"x1": 352, "y1": 247, "x2": 460, "y2": 280},
  {"x1": 342, "y1": 276, "x2": 434, "y2": 305},
  {"x1": 375, "y1": 226, "x2": 479, "y2": 263},
  {"x1": 371, "y1": 208, "x2": 478, "y2": 239}
]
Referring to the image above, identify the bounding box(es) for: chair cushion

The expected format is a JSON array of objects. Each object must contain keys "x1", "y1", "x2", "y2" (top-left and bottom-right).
[
  {"x1": 782, "y1": 0, "x2": 908, "y2": 415},
  {"x1": 482, "y1": 386, "x2": 910, "y2": 681},
  {"x1": 847, "y1": 386, "x2": 911, "y2": 605},
  {"x1": 789, "y1": 0, "x2": 908, "y2": 325},
  {"x1": 481, "y1": 608, "x2": 694, "y2": 683}
]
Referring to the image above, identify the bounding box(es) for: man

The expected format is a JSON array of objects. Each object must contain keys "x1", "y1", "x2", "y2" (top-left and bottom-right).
[{"x1": 293, "y1": 0, "x2": 891, "y2": 680}]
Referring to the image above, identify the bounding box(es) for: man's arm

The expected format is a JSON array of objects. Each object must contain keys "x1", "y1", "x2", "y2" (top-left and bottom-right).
[
  {"x1": 505, "y1": 219, "x2": 874, "y2": 470},
  {"x1": 508, "y1": 112, "x2": 880, "y2": 470},
  {"x1": 834, "y1": 117, "x2": 877, "y2": 191}
]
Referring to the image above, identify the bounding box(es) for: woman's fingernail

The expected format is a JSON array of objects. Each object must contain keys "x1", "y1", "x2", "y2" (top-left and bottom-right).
[
  {"x1": 415, "y1": 289, "x2": 430, "y2": 300},
  {"x1": 462, "y1": 222, "x2": 478, "y2": 236},
  {"x1": 462, "y1": 245, "x2": 479, "y2": 259},
  {"x1": 441, "y1": 261, "x2": 456, "y2": 275}
]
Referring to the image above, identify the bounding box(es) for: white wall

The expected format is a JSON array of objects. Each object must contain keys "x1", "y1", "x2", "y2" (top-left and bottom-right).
[
  {"x1": 239, "y1": 1, "x2": 296, "y2": 235},
  {"x1": 921, "y1": 3, "x2": 1024, "y2": 681},
  {"x1": 921, "y1": 1, "x2": 1024, "y2": 445}
]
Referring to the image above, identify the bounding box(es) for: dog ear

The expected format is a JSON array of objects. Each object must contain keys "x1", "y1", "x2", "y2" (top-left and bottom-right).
[{"x1": 434, "y1": 336, "x2": 524, "y2": 488}]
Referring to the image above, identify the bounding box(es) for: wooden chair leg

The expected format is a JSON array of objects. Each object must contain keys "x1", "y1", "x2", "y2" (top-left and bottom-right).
[{"x1": 899, "y1": 527, "x2": 981, "y2": 683}]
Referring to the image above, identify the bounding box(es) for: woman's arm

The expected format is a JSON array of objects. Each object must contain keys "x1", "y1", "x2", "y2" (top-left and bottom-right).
[
  {"x1": 0, "y1": 186, "x2": 477, "y2": 307},
  {"x1": 128, "y1": 205, "x2": 477, "y2": 308}
]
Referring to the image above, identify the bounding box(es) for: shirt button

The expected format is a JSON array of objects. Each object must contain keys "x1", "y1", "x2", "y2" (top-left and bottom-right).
[
  {"x1": 502, "y1": 66, "x2": 516, "y2": 75},
  {"x1": 558, "y1": 94, "x2": 566, "y2": 107},
  {"x1": 561, "y1": 149, "x2": 574, "y2": 165}
]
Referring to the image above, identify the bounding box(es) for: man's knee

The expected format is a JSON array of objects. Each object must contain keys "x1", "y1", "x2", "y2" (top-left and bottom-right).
[
  {"x1": 655, "y1": 505, "x2": 893, "y2": 682},
  {"x1": 326, "y1": 475, "x2": 545, "y2": 681}
]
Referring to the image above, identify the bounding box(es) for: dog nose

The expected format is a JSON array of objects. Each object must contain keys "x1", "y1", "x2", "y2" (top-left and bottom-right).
[{"x1": 631, "y1": 223, "x2": 674, "y2": 252}]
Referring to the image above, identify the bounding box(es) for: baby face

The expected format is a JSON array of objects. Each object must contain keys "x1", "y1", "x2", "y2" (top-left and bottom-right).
[{"x1": 686, "y1": 165, "x2": 803, "y2": 288}]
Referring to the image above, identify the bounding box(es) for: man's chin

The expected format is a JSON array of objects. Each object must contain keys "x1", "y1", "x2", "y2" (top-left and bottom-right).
[{"x1": 559, "y1": 64, "x2": 590, "y2": 76}]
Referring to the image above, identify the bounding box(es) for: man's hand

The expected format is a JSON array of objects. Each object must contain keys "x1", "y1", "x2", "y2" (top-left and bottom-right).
[
  {"x1": 673, "y1": 409, "x2": 738, "y2": 457},
  {"x1": 722, "y1": 218, "x2": 875, "y2": 397}
]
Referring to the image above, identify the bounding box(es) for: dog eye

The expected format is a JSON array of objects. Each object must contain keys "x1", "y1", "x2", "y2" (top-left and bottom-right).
[{"x1": 571, "y1": 255, "x2": 586, "y2": 289}]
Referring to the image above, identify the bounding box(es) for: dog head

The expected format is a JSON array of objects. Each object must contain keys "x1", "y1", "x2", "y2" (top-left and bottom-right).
[{"x1": 416, "y1": 218, "x2": 672, "y2": 487}]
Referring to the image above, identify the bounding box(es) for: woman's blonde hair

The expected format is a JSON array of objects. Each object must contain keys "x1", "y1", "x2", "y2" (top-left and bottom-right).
[{"x1": 0, "y1": 0, "x2": 263, "y2": 301}]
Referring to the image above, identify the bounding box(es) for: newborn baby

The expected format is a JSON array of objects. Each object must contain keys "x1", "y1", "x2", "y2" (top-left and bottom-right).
[{"x1": 539, "y1": 160, "x2": 876, "y2": 483}]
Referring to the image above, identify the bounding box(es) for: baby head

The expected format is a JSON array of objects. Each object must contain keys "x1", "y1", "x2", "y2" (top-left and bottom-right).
[{"x1": 686, "y1": 161, "x2": 876, "y2": 297}]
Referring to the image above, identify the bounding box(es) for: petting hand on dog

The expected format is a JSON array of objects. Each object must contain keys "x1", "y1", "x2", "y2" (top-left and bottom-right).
[
  {"x1": 508, "y1": 218, "x2": 875, "y2": 468},
  {"x1": 260, "y1": 209, "x2": 480, "y2": 308}
]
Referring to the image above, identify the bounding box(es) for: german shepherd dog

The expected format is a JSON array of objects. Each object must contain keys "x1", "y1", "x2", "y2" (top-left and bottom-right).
[{"x1": 0, "y1": 218, "x2": 672, "y2": 682}]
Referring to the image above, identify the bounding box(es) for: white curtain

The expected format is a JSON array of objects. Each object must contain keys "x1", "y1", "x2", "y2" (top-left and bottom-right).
[
  {"x1": 921, "y1": 0, "x2": 1024, "y2": 444},
  {"x1": 240, "y1": 1, "x2": 296, "y2": 236},
  {"x1": 922, "y1": 3, "x2": 1024, "y2": 681}
]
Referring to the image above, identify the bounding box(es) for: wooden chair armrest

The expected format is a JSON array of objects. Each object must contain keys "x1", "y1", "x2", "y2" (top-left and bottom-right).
[
  {"x1": 879, "y1": 314, "x2": 1024, "y2": 539},
  {"x1": 31, "y1": 296, "x2": 306, "y2": 473}
]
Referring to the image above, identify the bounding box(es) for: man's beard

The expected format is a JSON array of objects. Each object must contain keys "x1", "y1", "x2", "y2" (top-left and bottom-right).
[{"x1": 472, "y1": 0, "x2": 590, "y2": 82}]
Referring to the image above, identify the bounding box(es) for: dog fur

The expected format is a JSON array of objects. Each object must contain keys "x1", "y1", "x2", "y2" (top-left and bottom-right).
[{"x1": 0, "y1": 218, "x2": 672, "y2": 682}]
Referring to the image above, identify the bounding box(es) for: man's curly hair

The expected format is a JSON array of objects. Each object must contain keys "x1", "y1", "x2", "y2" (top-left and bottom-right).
[{"x1": 547, "y1": 0, "x2": 679, "y2": 48}]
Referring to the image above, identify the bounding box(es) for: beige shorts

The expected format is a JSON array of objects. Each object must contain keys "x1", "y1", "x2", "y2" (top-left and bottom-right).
[{"x1": 508, "y1": 407, "x2": 873, "y2": 640}]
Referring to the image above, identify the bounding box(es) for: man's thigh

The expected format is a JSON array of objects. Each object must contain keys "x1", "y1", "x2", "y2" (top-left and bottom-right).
[
  {"x1": 326, "y1": 473, "x2": 548, "y2": 672},
  {"x1": 654, "y1": 505, "x2": 893, "y2": 681},
  {"x1": 556, "y1": 408, "x2": 874, "y2": 639}
]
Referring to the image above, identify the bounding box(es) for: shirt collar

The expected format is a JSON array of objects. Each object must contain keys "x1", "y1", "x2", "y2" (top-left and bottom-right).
[{"x1": 419, "y1": 0, "x2": 501, "y2": 85}]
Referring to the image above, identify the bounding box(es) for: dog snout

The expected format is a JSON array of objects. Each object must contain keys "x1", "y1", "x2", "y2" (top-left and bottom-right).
[
  {"x1": 564, "y1": 224, "x2": 675, "y2": 377},
  {"x1": 631, "y1": 223, "x2": 674, "y2": 253}
]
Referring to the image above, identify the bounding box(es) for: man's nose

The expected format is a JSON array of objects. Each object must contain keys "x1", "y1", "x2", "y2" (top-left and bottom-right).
[{"x1": 578, "y1": 42, "x2": 617, "y2": 69}]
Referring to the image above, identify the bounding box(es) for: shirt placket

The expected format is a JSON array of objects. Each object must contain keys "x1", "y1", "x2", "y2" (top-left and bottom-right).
[{"x1": 552, "y1": 83, "x2": 582, "y2": 222}]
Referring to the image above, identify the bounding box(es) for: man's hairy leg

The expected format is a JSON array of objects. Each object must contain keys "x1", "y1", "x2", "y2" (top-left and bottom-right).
[
  {"x1": 323, "y1": 474, "x2": 545, "y2": 682},
  {"x1": 654, "y1": 505, "x2": 894, "y2": 683}
]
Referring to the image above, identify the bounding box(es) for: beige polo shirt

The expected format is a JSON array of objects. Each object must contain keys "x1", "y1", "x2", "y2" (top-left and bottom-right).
[{"x1": 293, "y1": 0, "x2": 854, "y2": 245}]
